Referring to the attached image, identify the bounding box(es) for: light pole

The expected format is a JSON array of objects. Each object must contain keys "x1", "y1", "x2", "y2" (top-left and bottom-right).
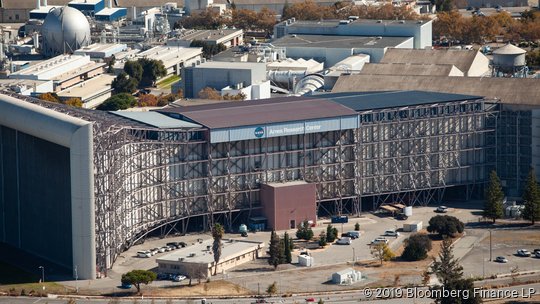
[
  {"x1": 489, "y1": 229, "x2": 493, "y2": 261},
  {"x1": 74, "y1": 265, "x2": 78, "y2": 293},
  {"x1": 38, "y1": 266, "x2": 44, "y2": 283},
  {"x1": 352, "y1": 247, "x2": 356, "y2": 264}
]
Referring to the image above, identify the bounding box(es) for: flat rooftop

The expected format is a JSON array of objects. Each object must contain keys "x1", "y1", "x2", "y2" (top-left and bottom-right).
[
  {"x1": 57, "y1": 74, "x2": 115, "y2": 99},
  {"x1": 75, "y1": 43, "x2": 127, "y2": 53},
  {"x1": 157, "y1": 96, "x2": 358, "y2": 129},
  {"x1": 174, "y1": 29, "x2": 243, "y2": 41},
  {"x1": 265, "y1": 180, "x2": 309, "y2": 188},
  {"x1": 69, "y1": 0, "x2": 103, "y2": 4},
  {"x1": 271, "y1": 34, "x2": 410, "y2": 49},
  {"x1": 316, "y1": 91, "x2": 483, "y2": 111},
  {"x1": 187, "y1": 61, "x2": 265, "y2": 70},
  {"x1": 95, "y1": 7, "x2": 127, "y2": 15},
  {"x1": 111, "y1": 111, "x2": 202, "y2": 129},
  {"x1": 156, "y1": 239, "x2": 264, "y2": 264},
  {"x1": 282, "y1": 19, "x2": 429, "y2": 28},
  {"x1": 136, "y1": 46, "x2": 202, "y2": 67}
]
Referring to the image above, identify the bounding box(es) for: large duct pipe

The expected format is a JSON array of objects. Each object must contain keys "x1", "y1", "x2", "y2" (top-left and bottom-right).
[
  {"x1": 267, "y1": 70, "x2": 307, "y2": 86},
  {"x1": 36, "y1": 0, "x2": 41, "y2": 9},
  {"x1": 293, "y1": 73, "x2": 324, "y2": 96},
  {"x1": 43, "y1": 0, "x2": 48, "y2": 6}
]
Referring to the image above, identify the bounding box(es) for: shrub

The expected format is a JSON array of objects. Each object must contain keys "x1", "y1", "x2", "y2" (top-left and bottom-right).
[
  {"x1": 401, "y1": 234, "x2": 432, "y2": 261},
  {"x1": 427, "y1": 215, "x2": 464, "y2": 237}
]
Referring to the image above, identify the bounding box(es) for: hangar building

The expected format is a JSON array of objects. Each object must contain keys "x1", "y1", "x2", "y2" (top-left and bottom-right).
[{"x1": 0, "y1": 90, "x2": 498, "y2": 279}]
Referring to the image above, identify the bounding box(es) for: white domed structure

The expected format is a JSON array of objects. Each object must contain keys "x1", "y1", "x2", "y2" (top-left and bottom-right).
[
  {"x1": 491, "y1": 43, "x2": 528, "y2": 78},
  {"x1": 41, "y1": 6, "x2": 91, "y2": 57}
]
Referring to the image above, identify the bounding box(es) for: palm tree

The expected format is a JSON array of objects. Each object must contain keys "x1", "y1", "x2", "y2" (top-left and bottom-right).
[{"x1": 212, "y1": 223, "x2": 224, "y2": 275}]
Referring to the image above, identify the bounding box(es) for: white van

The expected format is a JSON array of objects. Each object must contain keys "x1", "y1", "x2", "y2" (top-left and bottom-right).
[{"x1": 137, "y1": 251, "x2": 151, "y2": 258}]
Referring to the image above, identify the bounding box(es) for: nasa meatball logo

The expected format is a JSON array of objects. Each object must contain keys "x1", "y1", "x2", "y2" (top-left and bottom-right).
[{"x1": 254, "y1": 127, "x2": 264, "y2": 138}]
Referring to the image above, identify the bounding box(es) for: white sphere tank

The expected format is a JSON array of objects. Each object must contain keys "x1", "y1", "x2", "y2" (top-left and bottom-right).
[{"x1": 41, "y1": 6, "x2": 90, "y2": 57}]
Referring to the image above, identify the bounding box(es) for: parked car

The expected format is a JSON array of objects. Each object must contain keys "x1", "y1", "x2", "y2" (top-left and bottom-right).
[
  {"x1": 383, "y1": 230, "x2": 400, "y2": 237},
  {"x1": 395, "y1": 213, "x2": 408, "y2": 220},
  {"x1": 305, "y1": 298, "x2": 316, "y2": 302},
  {"x1": 166, "y1": 245, "x2": 175, "y2": 251},
  {"x1": 179, "y1": 241, "x2": 187, "y2": 248},
  {"x1": 157, "y1": 273, "x2": 169, "y2": 280},
  {"x1": 347, "y1": 231, "x2": 361, "y2": 239},
  {"x1": 166, "y1": 242, "x2": 179, "y2": 248},
  {"x1": 158, "y1": 247, "x2": 167, "y2": 253},
  {"x1": 151, "y1": 248, "x2": 160, "y2": 255},
  {"x1": 517, "y1": 249, "x2": 531, "y2": 257},
  {"x1": 435, "y1": 206, "x2": 448, "y2": 213},
  {"x1": 251, "y1": 299, "x2": 268, "y2": 303},
  {"x1": 533, "y1": 249, "x2": 540, "y2": 255},
  {"x1": 535, "y1": 252, "x2": 540, "y2": 258},
  {"x1": 120, "y1": 282, "x2": 132, "y2": 289},
  {"x1": 371, "y1": 238, "x2": 389, "y2": 245},
  {"x1": 137, "y1": 250, "x2": 151, "y2": 258},
  {"x1": 241, "y1": 231, "x2": 248, "y2": 237},
  {"x1": 495, "y1": 256, "x2": 508, "y2": 263},
  {"x1": 173, "y1": 275, "x2": 187, "y2": 282},
  {"x1": 336, "y1": 237, "x2": 352, "y2": 245}
]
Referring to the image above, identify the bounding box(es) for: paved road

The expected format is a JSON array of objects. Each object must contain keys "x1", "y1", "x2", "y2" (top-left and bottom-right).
[{"x1": 3, "y1": 281, "x2": 540, "y2": 304}]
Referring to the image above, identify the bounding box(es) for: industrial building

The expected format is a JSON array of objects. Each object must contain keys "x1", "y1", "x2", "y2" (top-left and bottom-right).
[
  {"x1": 9, "y1": 54, "x2": 106, "y2": 91},
  {"x1": 176, "y1": 61, "x2": 270, "y2": 99},
  {"x1": 73, "y1": 43, "x2": 128, "y2": 59},
  {"x1": 379, "y1": 48, "x2": 490, "y2": 77},
  {"x1": 273, "y1": 18, "x2": 433, "y2": 49},
  {"x1": 168, "y1": 29, "x2": 244, "y2": 48},
  {"x1": 271, "y1": 34, "x2": 413, "y2": 67},
  {"x1": 332, "y1": 75, "x2": 540, "y2": 197},
  {"x1": 56, "y1": 73, "x2": 115, "y2": 108},
  {"x1": 0, "y1": 89, "x2": 500, "y2": 279},
  {"x1": 134, "y1": 45, "x2": 203, "y2": 76},
  {"x1": 156, "y1": 239, "x2": 265, "y2": 277}
]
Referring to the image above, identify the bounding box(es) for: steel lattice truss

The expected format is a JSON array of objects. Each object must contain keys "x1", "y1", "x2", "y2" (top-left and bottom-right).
[{"x1": 3, "y1": 92, "x2": 497, "y2": 275}]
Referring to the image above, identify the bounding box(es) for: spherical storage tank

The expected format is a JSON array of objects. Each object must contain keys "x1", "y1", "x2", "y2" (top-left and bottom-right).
[
  {"x1": 41, "y1": 6, "x2": 90, "y2": 57},
  {"x1": 492, "y1": 43, "x2": 526, "y2": 73}
]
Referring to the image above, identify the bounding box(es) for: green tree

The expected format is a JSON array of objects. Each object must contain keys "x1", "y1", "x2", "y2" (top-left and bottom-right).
[
  {"x1": 121, "y1": 270, "x2": 157, "y2": 293},
  {"x1": 266, "y1": 282, "x2": 277, "y2": 295},
  {"x1": 318, "y1": 231, "x2": 327, "y2": 247},
  {"x1": 371, "y1": 243, "x2": 394, "y2": 265},
  {"x1": 268, "y1": 230, "x2": 281, "y2": 269},
  {"x1": 283, "y1": 232, "x2": 292, "y2": 263},
  {"x1": 190, "y1": 41, "x2": 227, "y2": 59},
  {"x1": 112, "y1": 72, "x2": 139, "y2": 94},
  {"x1": 431, "y1": 238, "x2": 481, "y2": 304},
  {"x1": 107, "y1": 55, "x2": 116, "y2": 73},
  {"x1": 211, "y1": 223, "x2": 224, "y2": 275},
  {"x1": 124, "y1": 60, "x2": 143, "y2": 82},
  {"x1": 427, "y1": 215, "x2": 464, "y2": 238},
  {"x1": 522, "y1": 168, "x2": 540, "y2": 224},
  {"x1": 354, "y1": 222, "x2": 360, "y2": 231},
  {"x1": 296, "y1": 220, "x2": 314, "y2": 240},
  {"x1": 483, "y1": 170, "x2": 505, "y2": 223},
  {"x1": 138, "y1": 58, "x2": 167, "y2": 87},
  {"x1": 326, "y1": 224, "x2": 338, "y2": 242},
  {"x1": 97, "y1": 93, "x2": 136, "y2": 111},
  {"x1": 401, "y1": 234, "x2": 432, "y2": 261}
]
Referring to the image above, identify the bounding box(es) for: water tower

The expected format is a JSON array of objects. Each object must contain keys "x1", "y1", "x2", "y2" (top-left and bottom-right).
[{"x1": 491, "y1": 43, "x2": 528, "y2": 78}]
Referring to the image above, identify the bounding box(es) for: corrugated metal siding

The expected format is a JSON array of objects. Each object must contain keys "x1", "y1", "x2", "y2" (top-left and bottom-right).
[{"x1": 210, "y1": 115, "x2": 358, "y2": 143}]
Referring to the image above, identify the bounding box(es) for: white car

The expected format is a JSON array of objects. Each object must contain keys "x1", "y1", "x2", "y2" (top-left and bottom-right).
[
  {"x1": 158, "y1": 247, "x2": 168, "y2": 253},
  {"x1": 517, "y1": 249, "x2": 531, "y2": 257},
  {"x1": 137, "y1": 251, "x2": 151, "y2": 258},
  {"x1": 371, "y1": 238, "x2": 389, "y2": 245},
  {"x1": 336, "y1": 237, "x2": 352, "y2": 245},
  {"x1": 173, "y1": 275, "x2": 187, "y2": 282},
  {"x1": 435, "y1": 206, "x2": 448, "y2": 213},
  {"x1": 383, "y1": 230, "x2": 400, "y2": 237},
  {"x1": 495, "y1": 256, "x2": 508, "y2": 263}
]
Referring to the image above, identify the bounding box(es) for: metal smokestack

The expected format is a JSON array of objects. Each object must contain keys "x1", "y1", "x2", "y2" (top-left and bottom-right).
[
  {"x1": 43, "y1": 0, "x2": 48, "y2": 6},
  {"x1": 36, "y1": 0, "x2": 41, "y2": 9}
]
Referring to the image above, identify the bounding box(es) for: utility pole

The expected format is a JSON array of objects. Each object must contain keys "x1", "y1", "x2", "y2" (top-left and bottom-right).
[
  {"x1": 489, "y1": 230, "x2": 493, "y2": 261},
  {"x1": 38, "y1": 266, "x2": 44, "y2": 283}
]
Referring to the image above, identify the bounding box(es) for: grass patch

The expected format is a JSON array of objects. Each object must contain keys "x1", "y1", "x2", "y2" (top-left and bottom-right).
[
  {"x1": 157, "y1": 75, "x2": 180, "y2": 89},
  {"x1": 0, "y1": 261, "x2": 38, "y2": 284},
  {"x1": 0, "y1": 282, "x2": 71, "y2": 296}
]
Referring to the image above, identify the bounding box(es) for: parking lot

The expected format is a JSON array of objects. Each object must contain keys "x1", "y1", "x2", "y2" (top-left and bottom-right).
[
  {"x1": 64, "y1": 200, "x2": 484, "y2": 294},
  {"x1": 461, "y1": 229, "x2": 540, "y2": 279}
]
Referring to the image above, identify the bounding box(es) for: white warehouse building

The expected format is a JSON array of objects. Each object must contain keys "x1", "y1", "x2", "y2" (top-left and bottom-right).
[{"x1": 135, "y1": 46, "x2": 203, "y2": 76}]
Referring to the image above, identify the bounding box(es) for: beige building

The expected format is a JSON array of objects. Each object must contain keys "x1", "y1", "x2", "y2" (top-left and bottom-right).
[
  {"x1": 379, "y1": 48, "x2": 490, "y2": 77},
  {"x1": 156, "y1": 239, "x2": 265, "y2": 277}
]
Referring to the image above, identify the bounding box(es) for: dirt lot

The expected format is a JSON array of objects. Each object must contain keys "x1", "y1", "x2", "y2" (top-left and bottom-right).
[{"x1": 143, "y1": 281, "x2": 252, "y2": 297}]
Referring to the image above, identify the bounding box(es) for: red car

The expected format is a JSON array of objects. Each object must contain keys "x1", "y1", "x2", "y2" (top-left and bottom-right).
[{"x1": 305, "y1": 298, "x2": 315, "y2": 302}]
